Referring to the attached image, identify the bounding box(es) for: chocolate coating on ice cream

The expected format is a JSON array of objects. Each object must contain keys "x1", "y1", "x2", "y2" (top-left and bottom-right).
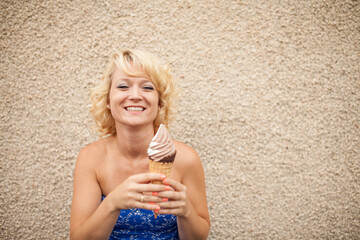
[
  {"x1": 149, "y1": 154, "x2": 175, "y2": 163},
  {"x1": 147, "y1": 124, "x2": 176, "y2": 163}
]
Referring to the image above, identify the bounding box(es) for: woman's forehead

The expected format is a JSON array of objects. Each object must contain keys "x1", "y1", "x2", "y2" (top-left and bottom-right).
[{"x1": 112, "y1": 67, "x2": 151, "y2": 82}]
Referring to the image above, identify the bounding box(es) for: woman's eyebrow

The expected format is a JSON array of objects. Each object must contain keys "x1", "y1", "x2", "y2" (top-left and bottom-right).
[
  {"x1": 113, "y1": 77, "x2": 152, "y2": 84},
  {"x1": 116, "y1": 77, "x2": 131, "y2": 81},
  {"x1": 112, "y1": 77, "x2": 131, "y2": 84}
]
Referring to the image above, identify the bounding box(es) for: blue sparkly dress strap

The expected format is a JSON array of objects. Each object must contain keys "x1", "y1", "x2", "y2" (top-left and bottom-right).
[{"x1": 102, "y1": 195, "x2": 179, "y2": 240}]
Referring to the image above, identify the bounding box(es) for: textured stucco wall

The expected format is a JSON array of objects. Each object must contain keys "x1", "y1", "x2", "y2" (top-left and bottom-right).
[{"x1": 1, "y1": 0, "x2": 359, "y2": 239}]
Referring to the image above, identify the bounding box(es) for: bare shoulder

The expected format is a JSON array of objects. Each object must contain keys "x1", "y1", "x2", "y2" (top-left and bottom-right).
[
  {"x1": 76, "y1": 137, "x2": 111, "y2": 168},
  {"x1": 173, "y1": 139, "x2": 199, "y2": 158},
  {"x1": 172, "y1": 139, "x2": 202, "y2": 173}
]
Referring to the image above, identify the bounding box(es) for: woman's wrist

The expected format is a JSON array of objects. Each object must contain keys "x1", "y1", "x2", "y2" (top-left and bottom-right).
[
  {"x1": 178, "y1": 199, "x2": 193, "y2": 219},
  {"x1": 103, "y1": 193, "x2": 120, "y2": 214}
]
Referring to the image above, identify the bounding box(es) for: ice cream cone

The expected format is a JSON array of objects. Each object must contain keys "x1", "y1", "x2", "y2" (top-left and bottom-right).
[
  {"x1": 149, "y1": 160, "x2": 173, "y2": 218},
  {"x1": 149, "y1": 160, "x2": 173, "y2": 181}
]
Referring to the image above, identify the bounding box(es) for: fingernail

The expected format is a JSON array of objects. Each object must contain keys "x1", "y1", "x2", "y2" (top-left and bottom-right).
[
  {"x1": 162, "y1": 179, "x2": 168, "y2": 184},
  {"x1": 160, "y1": 174, "x2": 166, "y2": 180},
  {"x1": 152, "y1": 192, "x2": 158, "y2": 196},
  {"x1": 162, "y1": 198, "x2": 168, "y2": 202},
  {"x1": 165, "y1": 186, "x2": 172, "y2": 191},
  {"x1": 150, "y1": 202, "x2": 154, "y2": 205},
  {"x1": 155, "y1": 206, "x2": 160, "y2": 210},
  {"x1": 154, "y1": 209, "x2": 159, "y2": 213}
]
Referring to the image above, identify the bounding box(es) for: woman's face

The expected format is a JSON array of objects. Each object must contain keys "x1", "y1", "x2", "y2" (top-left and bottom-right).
[{"x1": 108, "y1": 67, "x2": 159, "y2": 129}]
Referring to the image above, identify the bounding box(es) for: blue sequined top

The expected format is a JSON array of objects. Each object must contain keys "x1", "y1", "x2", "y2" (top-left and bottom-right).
[{"x1": 102, "y1": 196, "x2": 179, "y2": 240}]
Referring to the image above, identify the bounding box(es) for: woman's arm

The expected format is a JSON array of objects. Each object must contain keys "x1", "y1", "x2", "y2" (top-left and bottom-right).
[
  {"x1": 157, "y1": 143, "x2": 211, "y2": 240},
  {"x1": 70, "y1": 146, "x2": 169, "y2": 240},
  {"x1": 70, "y1": 147, "x2": 119, "y2": 240}
]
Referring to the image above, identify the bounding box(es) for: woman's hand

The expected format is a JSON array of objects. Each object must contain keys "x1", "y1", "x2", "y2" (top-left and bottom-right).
[
  {"x1": 106, "y1": 173, "x2": 172, "y2": 212},
  {"x1": 156, "y1": 178, "x2": 192, "y2": 217}
]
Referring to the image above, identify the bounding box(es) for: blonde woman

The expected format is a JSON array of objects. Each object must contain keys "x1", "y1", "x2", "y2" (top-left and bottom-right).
[{"x1": 70, "y1": 49, "x2": 210, "y2": 239}]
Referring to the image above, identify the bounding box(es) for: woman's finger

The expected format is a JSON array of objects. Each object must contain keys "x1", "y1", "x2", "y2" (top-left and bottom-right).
[
  {"x1": 157, "y1": 190, "x2": 186, "y2": 202},
  {"x1": 137, "y1": 193, "x2": 163, "y2": 203},
  {"x1": 130, "y1": 173, "x2": 166, "y2": 183},
  {"x1": 157, "y1": 207, "x2": 183, "y2": 216},
  {"x1": 132, "y1": 183, "x2": 172, "y2": 193},
  {"x1": 157, "y1": 200, "x2": 184, "y2": 209},
  {"x1": 162, "y1": 178, "x2": 186, "y2": 192},
  {"x1": 157, "y1": 189, "x2": 178, "y2": 198},
  {"x1": 133, "y1": 201, "x2": 161, "y2": 211}
]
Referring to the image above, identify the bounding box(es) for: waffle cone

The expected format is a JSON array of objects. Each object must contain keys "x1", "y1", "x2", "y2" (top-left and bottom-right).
[{"x1": 149, "y1": 160, "x2": 173, "y2": 218}]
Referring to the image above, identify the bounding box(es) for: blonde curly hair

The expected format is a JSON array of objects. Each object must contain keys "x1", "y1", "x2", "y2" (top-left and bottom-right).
[{"x1": 90, "y1": 49, "x2": 178, "y2": 137}]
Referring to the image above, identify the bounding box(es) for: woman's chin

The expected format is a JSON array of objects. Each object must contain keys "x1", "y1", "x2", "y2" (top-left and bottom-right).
[{"x1": 117, "y1": 120, "x2": 155, "y2": 129}]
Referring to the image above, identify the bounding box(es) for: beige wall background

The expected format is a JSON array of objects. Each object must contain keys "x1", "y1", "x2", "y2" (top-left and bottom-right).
[{"x1": 1, "y1": 0, "x2": 359, "y2": 239}]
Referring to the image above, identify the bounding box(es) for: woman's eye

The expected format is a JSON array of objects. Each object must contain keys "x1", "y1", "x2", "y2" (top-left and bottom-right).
[
  {"x1": 143, "y1": 86, "x2": 154, "y2": 90},
  {"x1": 117, "y1": 85, "x2": 129, "y2": 89}
]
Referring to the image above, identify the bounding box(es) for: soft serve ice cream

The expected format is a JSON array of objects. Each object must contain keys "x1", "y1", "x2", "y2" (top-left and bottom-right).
[{"x1": 147, "y1": 124, "x2": 176, "y2": 163}]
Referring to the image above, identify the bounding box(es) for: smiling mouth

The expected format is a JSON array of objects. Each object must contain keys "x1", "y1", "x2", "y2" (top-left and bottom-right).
[{"x1": 125, "y1": 107, "x2": 145, "y2": 112}]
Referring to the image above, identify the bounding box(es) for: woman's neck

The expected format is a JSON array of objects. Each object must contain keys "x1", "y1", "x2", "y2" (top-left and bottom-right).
[{"x1": 112, "y1": 124, "x2": 155, "y2": 161}]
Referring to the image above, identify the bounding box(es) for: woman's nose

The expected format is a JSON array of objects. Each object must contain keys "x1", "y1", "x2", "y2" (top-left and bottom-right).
[{"x1": 129, "y1": 86, "x2": 142, "y2": 100}]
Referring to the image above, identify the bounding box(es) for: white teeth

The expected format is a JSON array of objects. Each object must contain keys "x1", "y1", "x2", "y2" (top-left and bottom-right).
[{"x1": 126, "y1": 107, "x2": 144, "y2": 112}]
